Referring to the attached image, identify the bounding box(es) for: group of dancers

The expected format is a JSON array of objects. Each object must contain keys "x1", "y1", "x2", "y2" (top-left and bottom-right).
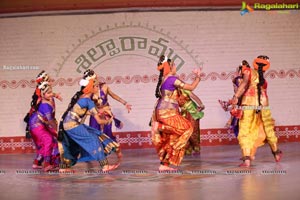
[
  {"x1": 23, "y1": 54, "x2": 281, "y2": 172},
  {"x1": 24, "y1": 69, "x2": 132, "y2": 172}
]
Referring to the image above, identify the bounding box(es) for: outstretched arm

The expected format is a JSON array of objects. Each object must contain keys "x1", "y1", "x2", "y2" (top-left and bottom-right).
[{"x1": 107, "y1": 87, "x2": 132, "y2": 113}]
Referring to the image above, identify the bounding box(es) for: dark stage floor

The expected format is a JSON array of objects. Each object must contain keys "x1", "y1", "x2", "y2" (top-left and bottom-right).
[{"x1": 0, "y1": 142, "x2": 299, "y2": 200}]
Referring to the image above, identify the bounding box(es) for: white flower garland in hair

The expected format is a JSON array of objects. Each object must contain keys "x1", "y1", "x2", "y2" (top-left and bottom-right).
[
  {"x1": 162, "y1": 56, "x2": 168, "y2": 63},
  {"x1": 79, "y1": 79, "x2": 89, "y2": 87},
  {"x1": 36, "y1": 71, "x2": 49, "y2": 82}
]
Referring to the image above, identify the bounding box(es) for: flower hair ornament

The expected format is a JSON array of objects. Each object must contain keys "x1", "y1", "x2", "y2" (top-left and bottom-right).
[
  {"x1": 80, "y1": 69, "x2": 97, "y2": 94},
  {"x1": 157, "y1": 55, "x2": 171, "y2": 77},
  {"x1": 253, "y1": 55, "x2": 270, "y2": 72},
  {"x1": 36, "y1": 70, "x2": 49, "y2": 84},
  {"x1": 83, "y1": 69, "x2": 96, "y2": 80}
]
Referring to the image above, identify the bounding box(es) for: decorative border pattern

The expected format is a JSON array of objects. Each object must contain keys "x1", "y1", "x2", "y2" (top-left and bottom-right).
[
  {"x1": 0, "y1": 125, "x2": 299, "y2": 153},
  {"x1": 1, "y1": 69, "x2": 299, "y2": 89},
  {"x1": 0, "y1": 137, "x2": 36, "y2": 153}
]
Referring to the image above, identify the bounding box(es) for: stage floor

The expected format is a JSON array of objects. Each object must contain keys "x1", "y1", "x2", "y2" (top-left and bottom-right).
[{"x1": 0, "y1": 142, "x2": 299, "y2": 200}]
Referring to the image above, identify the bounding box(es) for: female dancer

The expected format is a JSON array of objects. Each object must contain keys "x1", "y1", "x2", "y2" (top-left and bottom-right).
[
  {"x1": 25, "y1": 71, "x2": 62, "y2": 169},
  {"x1": 28, "y1": 81, "x2": 60, "y2": 171},
  {"x1": 24, "y1": 70, "x2": 62, "y2": 138},
  {"x1": 231, "y1": 55, "x2": 282, "y2": 167},
  {"x1": 151, "y1": 55, "x2": 201, "y2": 171},
  {"x1": 89, "y1": 80, "x2": 132, "y2": 161},
  {"x1": 58, "y1": 69, "x2": 120, "y2": 172},
  {"x1": 219, "y1": 60, "x2": 250, "y2": 137}
]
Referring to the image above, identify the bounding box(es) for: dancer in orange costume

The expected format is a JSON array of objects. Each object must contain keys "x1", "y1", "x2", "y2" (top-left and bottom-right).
[{"x1": 151, "y1": 55, "x2": 202, "y2": 171}]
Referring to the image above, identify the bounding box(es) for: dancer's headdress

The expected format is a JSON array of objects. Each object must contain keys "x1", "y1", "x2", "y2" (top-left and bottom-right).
[
  {"x1": 79, "y1": 69, "x2": 97, "y2": 94},
  {"x1": 157, "y1": 55, "x2": 171, "y2": 77},
  {"x1": 36, "y1": 70, "x2": 49, "y2": 83},
  {"x1": 253, "y1": 55, "x2": 270, "y2": 72}
]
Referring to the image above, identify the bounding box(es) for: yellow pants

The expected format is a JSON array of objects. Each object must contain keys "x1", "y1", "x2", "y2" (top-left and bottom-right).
[{"x1": 238, "y1": 109, "x2": 278, "y2": 156}]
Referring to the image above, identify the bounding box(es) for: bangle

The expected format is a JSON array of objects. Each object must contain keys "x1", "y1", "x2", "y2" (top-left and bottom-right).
[{"x1": 123, "y1": 102, "x2": 127, "y2": 106}]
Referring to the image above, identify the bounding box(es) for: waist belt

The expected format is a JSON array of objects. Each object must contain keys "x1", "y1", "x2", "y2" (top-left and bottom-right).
[
  {"x1": 162, "y1": 96, "x2": 178, "y2": 104},
  {"x1": 69, "y1": 111, "x2": 82, "y2": 123}
]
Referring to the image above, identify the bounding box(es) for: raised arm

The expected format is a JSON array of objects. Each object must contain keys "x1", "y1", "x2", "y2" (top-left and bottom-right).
[{"x1": 182, "y1": 68, "x2": 201, "y2": 91}]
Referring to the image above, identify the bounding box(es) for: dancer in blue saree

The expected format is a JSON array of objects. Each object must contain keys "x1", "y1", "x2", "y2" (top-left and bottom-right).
[{"x1": 58, "y1": 69, "x2": 119, "y2": 172}]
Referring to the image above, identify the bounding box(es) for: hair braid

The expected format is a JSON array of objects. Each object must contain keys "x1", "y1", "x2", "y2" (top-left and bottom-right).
[
  {"x1": 155, "y1": 69, "x2": 164, "y2": 98},
  {"x1": 57, "y1": 89, "x2": 83, "y2": 141},
  {"x1": 257, "y1": 65, "x2": 265, "y2": 111}
]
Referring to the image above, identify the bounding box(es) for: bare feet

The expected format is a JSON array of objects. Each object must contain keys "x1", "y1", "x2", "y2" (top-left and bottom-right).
[
  {"x1": 32, "y1": 159, "x2": 43, "y2": 169},
  {"x1": 116, "y1": 151, "x2": 123, "y2": 163},
  {"x1": 158, "y1": 165, "x2": 178, "y2": 171},
  {"x1": 59, "y1": 168, "x2": 75, "y2": 173},
  {"x1": 43, "y1": 162, "x2": 56, "y2": 172},
  {"x1": 239, "y1": 159, "x2": 251, "y2": 167},
  {"x1": 43, "y1": 165, "x2": 55, "y2": 172},
  {"x1": 273, "y1": 150, "x2": 283, "y2": 162},
  {"x1": 239, "y1": 156, "x2": 255, "y2": 161},
  {"x1": 32, "y1": 164, "x2": 43, "y2": 169},
  {"x1": 102, "y1": 163, "x2": 120, "y2": 172}
]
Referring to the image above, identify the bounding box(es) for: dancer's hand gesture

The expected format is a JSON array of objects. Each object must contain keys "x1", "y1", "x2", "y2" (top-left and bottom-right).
[
  {"x1": 125, "y1": 103, "x2": 132, "y2": 113},
  {"x1": 192, "y1": 68, "x2": 201, "y2": 78}
]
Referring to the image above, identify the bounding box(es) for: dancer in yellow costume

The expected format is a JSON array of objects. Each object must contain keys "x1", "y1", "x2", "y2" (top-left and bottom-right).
[{"x1": 231, "y1": 55, "x2": 282, "y2": 167}]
